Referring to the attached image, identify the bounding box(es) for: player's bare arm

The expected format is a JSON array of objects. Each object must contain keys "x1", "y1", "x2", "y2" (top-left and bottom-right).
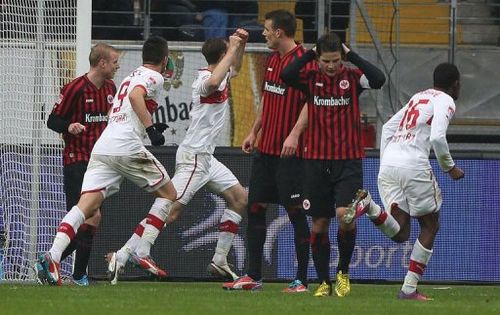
[
  {"x1": 230, "y1": 28, "x2": 249, "y2": 76},
  {"x1": 202, "y1": 35, "x2": 242, "y2": 95},
  {"x1": 128, "y1": 86, "x2": 165, "y2": 146},
  {"x1": 281, "y1": 104, "x2": 308, "y2": 158},
  {"x1": 129, "y1": 87, "x2": 153, "y2": 128},
  {"x1": 242, "y1": 96, "x2": 263, "y2": 154}
]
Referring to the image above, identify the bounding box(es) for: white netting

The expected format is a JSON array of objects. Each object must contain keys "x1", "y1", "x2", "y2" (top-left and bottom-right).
[{"x1": 0, "y1": 0, "x2": 78, "y2": 282}]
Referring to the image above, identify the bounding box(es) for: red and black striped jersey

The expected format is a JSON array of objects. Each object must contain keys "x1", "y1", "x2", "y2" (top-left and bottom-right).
[
  {"x1": 258, "y1": 45, "x2": 316, "y2": 157},
  {"x1": 51, "y1": 75, "x2": 116, "y2": 165},
  {"x1": 299, "y1": 64, "x2": 365, "y2": 160}
]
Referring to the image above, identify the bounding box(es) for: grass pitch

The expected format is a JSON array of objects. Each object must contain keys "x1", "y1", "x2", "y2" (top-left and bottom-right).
[{"x1": 0, "y1": 282, "x2": 498, "y2": 315}]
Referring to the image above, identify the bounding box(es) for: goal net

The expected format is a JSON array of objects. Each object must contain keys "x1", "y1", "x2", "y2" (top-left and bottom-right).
[{"x1": 0, "y1": 0, "x2": 81, "y2": 282}]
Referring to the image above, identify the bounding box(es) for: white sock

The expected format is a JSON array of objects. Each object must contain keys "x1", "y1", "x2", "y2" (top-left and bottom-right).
[
  {"x1": 401, "y1": 239, "x2": 433, "y2": 294},
  {"x1": 117, "y1": 219, "x2": 147, "y2": 265},
  {"x1": 135, "y1": 198, "x2": 172, "y2": 257},
  {"x1": 49, "y1": 206, "x2": 85, "y2": 262},
  {"x1": 212, "y1": 209, "x2": 242, "y2": 266},
  {"x1": 371, "y1": 211, "x2": 400, "y2": 238},
  {"x1": 366, "y1": 200, "x2": 382, "y2": 219}
]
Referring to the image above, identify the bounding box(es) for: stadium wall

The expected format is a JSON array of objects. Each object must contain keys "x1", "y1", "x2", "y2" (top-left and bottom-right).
[
  {"x1": 3, "y1": 44, "x2": 498, "y2": 147},
  {"x1": 82, "y1": 147, "x2": 497, "y2": 283},
  {"x1": 1, "y1": 147, "x2": 499, "y2": 283}
]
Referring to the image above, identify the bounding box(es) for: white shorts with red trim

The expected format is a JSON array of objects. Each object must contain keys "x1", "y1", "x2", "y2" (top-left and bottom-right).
[
  {"x1": 377, "y1": 165, "x2": 442, "y2": 217},
  {"x1": 81, "y1": 149, "x2": 171, "y2": 199},
  {"x1": 171, "y1": 148, "x2": 238, "y2": 205}
]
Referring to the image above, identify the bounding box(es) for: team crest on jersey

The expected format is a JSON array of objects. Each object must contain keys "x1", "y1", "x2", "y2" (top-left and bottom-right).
[
  {"x1": 303, "y1": 199, "x2": 311, "y2": 210},
  {"x1": 163, "y1": 51, "x2": 184, "y2": 91},
  {"x1": 107, "y1": 94, "x2": 114, "y2": 104},
  {"x1": 339, "y1": 79, "x2": 350, "y2": 90}
]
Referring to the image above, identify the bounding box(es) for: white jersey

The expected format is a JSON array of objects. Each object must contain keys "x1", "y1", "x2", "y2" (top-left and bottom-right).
[
  {"x1": 180, "y1": 68, "x2": 233, "y2": 154},
  {"x1": 381, "y1": 88, "x2": 456, "y2": 171},
  {"x1": 93, "y1": 66, "x2": 164, "y2": 155}
]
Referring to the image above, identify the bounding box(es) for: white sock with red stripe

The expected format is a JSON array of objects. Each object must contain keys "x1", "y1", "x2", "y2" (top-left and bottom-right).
[
  {"x1": 212, "y1": 209, "x2": 242, "y2": 266},
  {"x1": 370, "y1": 210, "x2": 400, "y2": 238},
  {"x1": 49, "y1": 206, "x2": 86, "y2": 263},
  {"x1": 117, "y1": 218, "x2": 147, "y2": 265},
  {"x1": 135, "y1": 198, "x2": 172, "y2": 258},
  {"x1": 366, "y1": 200, "x2": 382, "y2": 219},
  {"x1": 401, "y1": 239, "x2": 433, "y2": 294}
]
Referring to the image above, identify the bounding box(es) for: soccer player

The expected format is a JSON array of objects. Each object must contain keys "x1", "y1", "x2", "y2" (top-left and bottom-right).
[
  {"x1": 35, "y1": 36, "x2": 177, "y2": 286},
  {"x1": 106, "y1": 29, "x2": 249, "y2": 284},
  {"x1": 343, "y1": 63, "x2": 464, "y2": 301},
  {"x1": 223, "y1": 10, "x2": 313, "y2": 293},
  {"x1": 280, "y1": 32, "x2": 386, "y2": 297},
  {"x1": 44, "y1": 43, "x2": 119, "y2": 285}
]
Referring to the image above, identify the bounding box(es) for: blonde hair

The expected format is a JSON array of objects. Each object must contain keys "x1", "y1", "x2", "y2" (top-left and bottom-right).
[{"x1": 89, "y1": 43, "x2": 118, "y2": 67}]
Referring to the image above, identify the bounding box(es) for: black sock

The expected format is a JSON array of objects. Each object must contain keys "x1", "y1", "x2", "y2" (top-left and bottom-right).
[
  {"x1": 287, "y1": 207, "x2": 310, "y2": 285},
  {"x1": 60, "y1": 239, "x2": 77, "y2": 262},
  {"x1": 246, "y1": 203, "x2": 266, "y2": 281},
  {"x1": 311, "y1": 232, "x2": 330, "y2": 284},
  {"x1": 337, "y1": 227, "x2": 356, "y2": 274},
  {"x1": 73, "y1": 224, "x2": 96, "y2": 280}
]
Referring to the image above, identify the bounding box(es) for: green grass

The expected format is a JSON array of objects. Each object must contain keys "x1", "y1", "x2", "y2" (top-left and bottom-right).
[{"x1": 0, "y1": 282, "x2": 498, "y2": 315}]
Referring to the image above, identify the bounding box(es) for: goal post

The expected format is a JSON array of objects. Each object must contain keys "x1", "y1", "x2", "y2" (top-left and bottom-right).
[{"x1": 0, "y1": 0, "x2": 91, "y2": 282}]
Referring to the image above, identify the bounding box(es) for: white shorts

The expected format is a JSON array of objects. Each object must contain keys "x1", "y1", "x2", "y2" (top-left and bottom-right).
[
  {"x1": 377, "y1": 165, "x2": 442, "y2": 217},
  {"x1": 81, "y1": 149, "x2": 171, "y2": 199},
  {"x1": 171, "y1": 148, "x2": 238, "y2": 205}
]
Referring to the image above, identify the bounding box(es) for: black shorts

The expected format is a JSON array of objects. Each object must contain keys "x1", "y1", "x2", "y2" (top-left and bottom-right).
[
  {"x1": 247, "y1": 151, "x2": 303, "y2": 208},
  {"x1": 302, "y1": 159, "x2": 363, "y2": 218},
  {"x1": 63, "y1": 161, "x2": 88, "y2": 212}
]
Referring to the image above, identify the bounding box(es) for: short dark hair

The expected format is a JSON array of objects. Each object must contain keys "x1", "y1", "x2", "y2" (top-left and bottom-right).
[
  {"x1": 142, "y1": 36, "x2": 169, "y2": 65},
  {"x1": 202, "y1": 38, "x2": 228, "y2": 65},
  {"x1": 433, "y1": 63, "x2": 460, "y2": 89},
  {"x1": 264, "y1": 10, "x2": 296, "y2": 37},
  {"x1": 316, "y1": 32, "x2": 342, "y2": 56}
]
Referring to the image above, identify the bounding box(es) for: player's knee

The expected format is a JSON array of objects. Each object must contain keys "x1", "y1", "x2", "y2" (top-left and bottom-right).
[
  {"x1": 166, "y1": 202, "x2": 183, "y2": 224},
  {"x1": 85, "y1": 209, "x2": 102, "y2": 226},
  {"x1": 312, "y1": 217, "x2": 330, "y2": 233},
  {"x1": 228, "y1": 190, "x2": 248, "y2": 215},
  {"x1": 157, "y1": 181, "x2": 177, "y2": 201},
  {"x1": 392, "y1": 225, "x2": 410, "y2": 243},
  {"x1": 166, "y1": 210, "x2": 179, "y2": 224},
  {"x1": 286, "y1": 206, "x2": 304, "y2": 218},
  {"x1": 248, "y1": 202, "x2": 266, "y2": 215},
  {"x1": 392, "y1": 233, "x2": 409, "y2": 243},
  {"x1": 166, "y1": 187, "x2": 177, "y2": 201}
]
